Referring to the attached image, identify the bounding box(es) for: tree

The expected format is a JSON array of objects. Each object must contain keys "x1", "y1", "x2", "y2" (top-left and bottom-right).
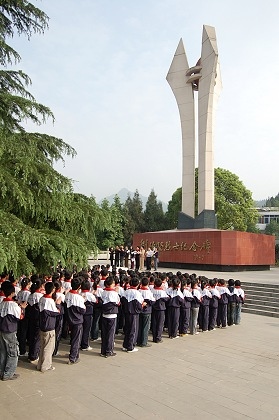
[
  {"x1": 165, "y1": 187, "x2": 182, "y2": 229},
  {"x1": 0, "y1": 2, "x2": 103, "y2": 274},
  {"x1": 166, "y1": 168, "x2": 258, "y2": 231},
  {"x1": 123, "y1": 190, "x2": 144, "y2": 245},
  {"x1": 265, "y1": 220, "x2": 279, "y2": 236},
  {"x1": 266, "y1": 193, "x2": 279, "y2": 207},
  {"x1": 143, "y1": 189, "x2": 165, "y2": 232}
]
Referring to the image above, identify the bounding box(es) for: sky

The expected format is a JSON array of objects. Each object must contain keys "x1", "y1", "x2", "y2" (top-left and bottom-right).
[{"x1": 10, "y1": 0, "x2": 279, "y2": 204}]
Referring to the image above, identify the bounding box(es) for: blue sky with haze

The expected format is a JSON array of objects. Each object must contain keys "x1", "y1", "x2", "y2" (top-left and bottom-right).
[{"x1": 11, "y1": 0, "x2": 279, "y2": 204}]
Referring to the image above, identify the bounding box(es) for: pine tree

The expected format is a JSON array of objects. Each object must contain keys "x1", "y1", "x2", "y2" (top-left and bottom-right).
[
  {"x1": 143, "y1": 189, "x2": 165, "y2": 232},
  {"x1": 0, "y1": 2, "x2": 103, "y2": 274}
]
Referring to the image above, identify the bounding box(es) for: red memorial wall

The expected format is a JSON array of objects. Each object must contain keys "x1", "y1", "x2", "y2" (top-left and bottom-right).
[{"x1": 133, "y1": 229, "x2": 275, "y2": 271}]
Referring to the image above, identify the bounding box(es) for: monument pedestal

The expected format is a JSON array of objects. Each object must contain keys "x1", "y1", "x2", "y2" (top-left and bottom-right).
[{"x1": 133, "y1": 229, "x2": 275, "y2": 272}]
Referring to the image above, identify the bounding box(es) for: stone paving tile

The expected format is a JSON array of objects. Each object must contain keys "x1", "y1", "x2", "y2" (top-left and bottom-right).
[{"x1": 1, "y1": 311, "x2": 279, "y2": 419}]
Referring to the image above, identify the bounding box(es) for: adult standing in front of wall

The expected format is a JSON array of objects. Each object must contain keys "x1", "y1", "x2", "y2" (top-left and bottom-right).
[
  {"x1": 145, "y1": 248, "x2": 154, "y2": 271},
  {"x1": 139, "y1": 246, "x2": 145, "y2": 271}
]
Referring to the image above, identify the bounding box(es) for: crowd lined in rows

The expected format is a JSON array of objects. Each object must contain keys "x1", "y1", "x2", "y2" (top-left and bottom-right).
[{"x1": 0, "y1": 266, "x2": 245, "y2": 381}]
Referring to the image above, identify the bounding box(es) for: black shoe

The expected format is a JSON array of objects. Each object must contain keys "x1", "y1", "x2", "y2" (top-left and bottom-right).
[
  {"x1": 67, "y1": 358, "x2": 80, "y2": 365},
  {"x1": 2, "y1": 374, "x2": 20, "y2": 381}
]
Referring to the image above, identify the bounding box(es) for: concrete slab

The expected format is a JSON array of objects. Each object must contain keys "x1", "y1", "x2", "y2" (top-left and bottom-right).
[{"x1": 1, "y1": 312, "x2": 279, "y2": 419}]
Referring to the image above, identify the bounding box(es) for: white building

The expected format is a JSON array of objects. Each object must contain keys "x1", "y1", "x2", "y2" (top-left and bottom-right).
[{"x1": 256, "y1": 207, "x2": 279, "y2": 231}]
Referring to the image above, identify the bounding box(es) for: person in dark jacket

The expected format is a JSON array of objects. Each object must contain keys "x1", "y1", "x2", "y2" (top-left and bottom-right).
[
  {"x1": 65, "y1": 276, "x2": 86, "y2": 365},
  {"x1": 37, "y1": 282, "x2": 61, "y2": 373}
]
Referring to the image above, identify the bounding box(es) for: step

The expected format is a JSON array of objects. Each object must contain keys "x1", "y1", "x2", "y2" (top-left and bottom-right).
[
  {"x1": 242, "y1": 307, "x2": 279, "y2": 318},
  {"x1": 243, "y1": 302, "x2": 279, "y2": 312},
  {"x1": 245, "y1": 295, "x2": 279, "y2": 304},
  {"x1": 242, "y1": 282, "x2": 279, "y2": 289},
  {"x1": 242, "y1": 285, "x2": 279, "y2": 293},
  {"x1": 242, "y1": 289, "x2": 279, "y2": 298}
]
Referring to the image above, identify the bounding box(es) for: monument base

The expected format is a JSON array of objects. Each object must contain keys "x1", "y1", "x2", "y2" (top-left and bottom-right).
[
  {"x1": 133, "y1": 229, "x2": 275, "y2": 272},
  {"x1": 178, "y1": 210, "x2": 217, "y2": 229}
]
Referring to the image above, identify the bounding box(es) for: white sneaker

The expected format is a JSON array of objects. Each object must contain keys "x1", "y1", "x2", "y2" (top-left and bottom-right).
[
  {"x1": 195, "y1": 332, "x2": 199, "y2": 335},
  {"x1": 122, "y1": 347, "x2": 127, "y2": 352},
  {"x1": 127, "y1": 348, "x2": 139, "y2": 353},
  {"x1": 81, "y1": 346, "x2": 92, "y2": 351}
]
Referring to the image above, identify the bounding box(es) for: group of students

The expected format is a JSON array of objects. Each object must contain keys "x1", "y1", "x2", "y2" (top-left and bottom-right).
[{"x1": 0, "y1": 267, "x2": 245, "y2": 380}]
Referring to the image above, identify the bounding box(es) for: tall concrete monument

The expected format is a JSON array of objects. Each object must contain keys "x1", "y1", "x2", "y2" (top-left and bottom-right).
[
  {"x1": 166, "y1": 25, "x2": 222, "y2": 229},
  {"x1": 133, "y1": 25, "x2": 275, "y2": 271}
]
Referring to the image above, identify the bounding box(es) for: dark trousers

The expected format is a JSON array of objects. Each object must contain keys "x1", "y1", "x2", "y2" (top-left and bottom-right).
[
  {"x1": 209, "y1": 306, "x2": 218, "y2": 330},
  {"x1": 152, "y1": 310, "x2": 165, "y2": 342},
  {"x1": 179, "y1": 306, "x2": 190, "y2": 334},
  {"x1": 81, "y1": 315, "x2": 93, "y2": 349},
  {"x1": 227, "y1": 302, "x2": 236, "y2": 325},
  {"x1": 69, "y1": 323, "x2": 83, "y2": 363},
  {"x1": 91, "y1": 307, "x2": 102, "y2": 340},
  {"x1": 28, "y1": 320, "x2": 40, "y2": 361},
  {"x1": 17, "y1": 317, "x2": 29, "y2": 355},
  {"x1": 167, "y1": 306, "x2": 180, "y2": 338},
  {"x1": 101, "y1": 317, "x2": 116, "y2": 355},
  {"x1": 146, "y1": 257, "x2": 152, "y2": 271},
  {"x1": 217, "y1": 303, "x2": 227, "y2": 327},
  {"x1": 53, "y1": 314, "x2": 63, "y2": 355},
  {"x1": 123, "y1": 313, "x2": 139, "y2": 351},
  {"x1": 200, "y1": 305, "x2": 209, "y2": 331},
  {"x1": 137, "y1": 313, "x2": 151, "y2": 346}
]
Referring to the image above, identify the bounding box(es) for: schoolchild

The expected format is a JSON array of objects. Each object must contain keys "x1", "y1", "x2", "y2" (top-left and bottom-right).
[
  {"x1": 137, "y1": 277, "x2": 154, "y2": 347},
  {"x1": 166, "y1": 277, "x2": 184, "y2": 339},
  {"x1": 190, "y1": 279, "x2": 202, "y2": 335},
  {"x1": 62, "y1": 271, "x2": 72, "y2": 293},
  {"x1": 91, "y1": 276, "x2": 103, "y2": 341},
  {"x1": 208, "y1": 278, "x2": 220, "y2": 331},
  {"x1": 199, "y1": 279, "x2": 212, "y2": 332},
  {"x1": 99, "y1": 268, "x2": 109, "y2": 289},
  {"x1": 216, "y1": 279, "x2": 230, "y2": 328},
  {"x1": 16, "y1": 277, "x2": 31, "y2": 356},
  {"x1": 227, "y1": 279, "x2": 237, "y2": 326},
  {"x1": 114, "y1": 276, "x2": 125, "y2": 334},
  {"x1": 234, "y1": 280, "x2": 245, "y2": 325},
  {"x1": 0, "y1": 281, "x2": 26, "y2": 381},
  {"x1": 27, "y1": 279, "x2": 44, "y2": 363},
  {"x1": 65, "y1": 276, "x2": 86, "y2": 365},
  {"x1": 37, "y1": 282, "x2": 61, "y2": 373},
  {"x1": 100, "y1": 276, "x2": 120, "y2": 357},
  {"x1": 122, "y1": 277, "x2": 145, "y2": 352},
  {"x1": 179, "y1": 278, "x2": 193, "y2": 336},
  {"x1": 52, "y1": 278, "x2": 65, "y2": 356},
  {"x1": 61, "y1": 271, "x2": 72, "y2": 339},
  {"x1": 151, "y1": 278, "x2": 169, "y2": 343},
  {"x1": 80, "y1": 279, "x2": 96, "y2": 351}
]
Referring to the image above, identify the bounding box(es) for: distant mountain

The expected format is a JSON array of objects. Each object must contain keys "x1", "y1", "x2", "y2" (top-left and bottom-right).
[{"x1": 99, "y1": 188, "x2": 168, "y2": 212}]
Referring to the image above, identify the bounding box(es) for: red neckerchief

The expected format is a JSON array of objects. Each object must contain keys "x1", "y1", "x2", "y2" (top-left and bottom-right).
[
  {"x1": 44, "y1": 294, "x2": 53, "y2": 298},
  {"x1": 140, "y1": 286, "x2": 149, "y2": 290},
  {"x1": 129, "y1": 287, "x2": 138, "y2": 290},
  {"x1": 82, "y1": 290, "x2": 90, "y2": 293},
  {"x1": 104, "y1": 287, "x2": 115, "y2": 291},
  {"x1": 70, "y1": 290, "x2": 79, "y2": 294},
  {"x1": 154, "y1": 287, "x2": 163, "y2": 290},
  {"x1": 3, "y1": 297, "x2": 13, "y2": 301}
]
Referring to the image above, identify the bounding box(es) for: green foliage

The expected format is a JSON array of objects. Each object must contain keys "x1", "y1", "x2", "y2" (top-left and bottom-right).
[
  {"x1": 143, "y1": 189, "x2": 165, "y2": 232},
  {"x1": 166, "y1": 168, "x2": 258, "y2": 231},
  {"x1": 96, "y1": 196, "x2": 124, "y2": 249},
  {"x1": 265, "y1": 220, "x2": 279, "y2": 236},
  {"x1": 0, "y1": 1, "x2": 103, "y2": 274},
  {"x1": 165, "y1": 187, "x2": 182, "y2": 229},
  {"x1": 266, "y1": 193, "x2": 279, "y2": 207},
  {"x1": 214, "y1": 168, "x2": 258, "y2": 231}
]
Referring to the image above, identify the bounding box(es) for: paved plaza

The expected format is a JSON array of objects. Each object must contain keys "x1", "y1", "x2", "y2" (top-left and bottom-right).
[{"x1": 1, "y1": 267, "x2": 279, "y2": 419}]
